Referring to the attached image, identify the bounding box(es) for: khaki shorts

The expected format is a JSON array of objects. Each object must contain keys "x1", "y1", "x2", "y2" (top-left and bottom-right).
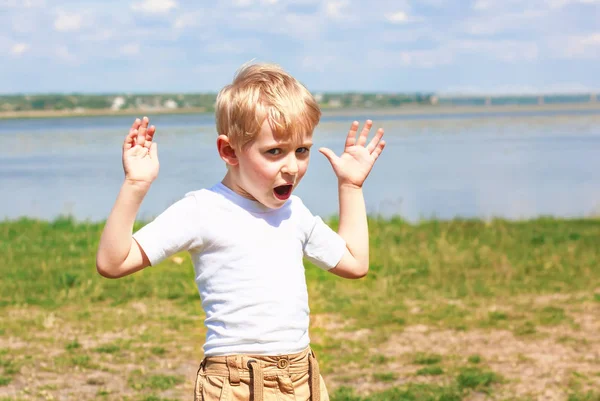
[{"x1": 194, "y1": 347, "x2": 329, "y2": 401}]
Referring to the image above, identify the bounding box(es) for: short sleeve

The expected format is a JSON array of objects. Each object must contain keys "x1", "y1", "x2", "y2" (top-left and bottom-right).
[
  {"x1": 132, "y1": 194, "x2": 203, "y2": 266},
  {"x1": 303, "y1": 216, "x2": 347, "y2": 271}
]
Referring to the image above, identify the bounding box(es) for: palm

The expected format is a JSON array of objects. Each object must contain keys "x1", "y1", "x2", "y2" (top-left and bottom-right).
[
  {"x1": 122, "y1": 117, "x2": 159, "y2": 184},
  {"x1": 320, "y1": 120, "x2": 386, "y2": 188},
  {"x1": 123, "y1": 145, "x2": 159, "y2": 183}
]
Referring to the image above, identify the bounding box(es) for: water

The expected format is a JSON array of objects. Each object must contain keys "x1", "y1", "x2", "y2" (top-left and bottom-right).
[{"x1": 1, "y1": 108, "x2": 599, "y2": 222}]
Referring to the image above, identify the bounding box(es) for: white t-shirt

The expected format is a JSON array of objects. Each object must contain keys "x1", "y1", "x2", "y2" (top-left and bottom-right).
[{"x1": 133, "y1": 182, "x2": 347, "y2": 356}]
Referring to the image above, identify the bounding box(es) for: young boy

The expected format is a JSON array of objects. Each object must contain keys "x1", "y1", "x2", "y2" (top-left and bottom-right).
[{"x1": 96, "y1": 63, "x2": 385, "y2": 401}]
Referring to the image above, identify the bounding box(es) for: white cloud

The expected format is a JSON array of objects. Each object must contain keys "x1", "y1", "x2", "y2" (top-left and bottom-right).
[
  {"x1": 386, "y1": 11, "x2": 408, "y2": 23},
  {"x1": 441, "y1": 83, "x2": 597, "y2": 95},
  {"x1": 233, "y1": 0, "x2": 254, "y2": 6},
  {"x1": 80, "y1": 30, "x2": 114, "y2": 42},
  {"x1": 120, "y1": 43, "x2": 140, "y2": 55},
  {"x1": 549, "y1": 0, "x2": 600, "y2": 7},
  {"x1": 131, "y1": 0, "x2": 177, "y2": 14},
  {"x1": 370, "y1": 38, "x2": 538, "y2": 70},
  {"x1": 399, "y1": 49, "x2": 453, "y2": 67},
  {"x1": 55, "y1": 45, "x2": 77, "y2": 63},
  {"x1": 231, "y1": 0, "x2": 278, "y2": 7},
  {"x1": 385, "y1": 10, "x2": 422, "y2": 24},
  {"x1": 204, "y1": 42, "x2": 244, "y2": 54},
  {"x1": 237, "y1": 11, "x2": 263, "y2": 21},
  {"x1": 368, "y1": 48, "x2": 453, "y2": 68},
  {"x1": 174, "y1": 13, "x2": 199, "y2": 30},
  {"x1": 472, "y1": 0, "x2": 493, "y2": 10},
  {"x1": 302, "y1": 54, "x2": 337, "y2": 72},
  {"x1": 462, "y1": 10, "x2": 546, "y2": 35},
  {"x1": 325, "y1": 0, "x2": 348, "y2": 19},
  {"x1": 2, "y1": 0, "x2": 45, "y2": 8},
  {"x1": 553, "y1": 32, "x2": 600, "y2": 58},
  {"x1": 11, "y1": 43, "x2": 30, "y2": 55},
  {"x1": 453, "y1": 39, "x2": 539, "y2": 61},
  {"x1": 54, "y1": 11, "x2": 83, "y2": 32}
]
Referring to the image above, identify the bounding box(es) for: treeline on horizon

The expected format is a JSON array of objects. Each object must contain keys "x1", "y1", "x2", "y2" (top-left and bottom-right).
[
  {"x1": 0, "y1": 92, "x2": 597, "y2": 113},
  {"x1": 0, "y1": 92, "x2": 435, "y2": 113}
]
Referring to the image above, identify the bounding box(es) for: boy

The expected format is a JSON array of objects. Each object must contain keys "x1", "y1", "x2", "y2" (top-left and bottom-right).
[{"x1": 96, "y1": 63, "x2": 385, "y2": 401}]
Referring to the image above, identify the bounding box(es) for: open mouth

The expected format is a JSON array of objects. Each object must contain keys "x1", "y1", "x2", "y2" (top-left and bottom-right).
[{"x1": 273, "y1": 184, "x2": 293, "y2": 200}]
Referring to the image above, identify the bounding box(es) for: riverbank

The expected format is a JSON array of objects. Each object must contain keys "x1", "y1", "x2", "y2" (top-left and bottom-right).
[
  {"x1": 1, "y1": 102, "x2": 600, "y2": 120},
  {"x1": 1, "y1": 216, "x2": 599, "y2": 400}
]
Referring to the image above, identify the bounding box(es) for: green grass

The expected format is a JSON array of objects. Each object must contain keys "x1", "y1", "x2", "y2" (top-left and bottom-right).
[
  {"x1": 416, "y1": 366, "x2": 444, "y2": 376},
  {"x1": 1, "y1": 216, "x2": 599, "y2": 312},
  {"x1": 150, "y1": 347, "x2": 167, "y2": 356},
  {"x1": 65, "y1": 340, "x2": 81, "y2": 351},
  {"x1": 456, "y1": 367, "x2": 500, "y2": 391},
  {"x1": 373, "y1": 372, "x2": 397, "y2": 382},
  {"x1": 413, "y1": 353, "x2": 442, "y2": 365},
  {"x1": 467, "y1": 355, "x2": 481, "y2": 364},
  {"x1": 331, "y1": 384, "x2": 462, "y2": 401},
  {"x1": 128, "y1": 371, "x2": 184, "y2": 391},
  {"x1": 568, "y1": 391, "x2": 600, "y2": 401},
  {"x1": 0, "y1": 216, "x2": 599, "y2": 400},
  {"x1": 94, "y1": 344, "x2": 121, "y2": 354}
]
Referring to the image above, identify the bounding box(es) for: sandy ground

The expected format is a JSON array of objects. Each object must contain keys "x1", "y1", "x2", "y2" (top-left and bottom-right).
[{"x1": 1, "y1": 294, "x2": 599, "y2": 401}]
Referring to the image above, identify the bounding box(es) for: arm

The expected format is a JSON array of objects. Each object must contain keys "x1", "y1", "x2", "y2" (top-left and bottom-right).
[
  {"x1": 96, "y1": 117, "x2": 158, "y2": 279},
  {"x1": 319, "y1": 120, "x2": 385, "y2": 279}
]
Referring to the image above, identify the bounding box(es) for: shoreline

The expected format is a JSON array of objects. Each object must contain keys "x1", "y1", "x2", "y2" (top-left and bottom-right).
[{"x1": 1, "y1": 102, "x2": 600, "y2": 120}]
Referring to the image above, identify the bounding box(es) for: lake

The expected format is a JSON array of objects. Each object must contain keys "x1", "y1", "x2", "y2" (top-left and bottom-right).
[{"x1": 1, "y1": 107, "x2": 599, "y2": 222}]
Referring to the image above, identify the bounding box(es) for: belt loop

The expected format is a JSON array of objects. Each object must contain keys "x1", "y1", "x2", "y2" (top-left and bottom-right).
[
  {"x1": 309, "y1": 349, "x2": 321, "y2": 401},
  {"x1": 247, "y1": 359, "x2": 264, "y2": 401},
  {"x1": 226, "y1": 356, "x2": 240, "y2": 386}
]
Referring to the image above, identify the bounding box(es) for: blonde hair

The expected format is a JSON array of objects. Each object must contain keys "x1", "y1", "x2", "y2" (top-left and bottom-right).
[{"x1": 215, "y1": 62, "x2": 321, "y2": 149}]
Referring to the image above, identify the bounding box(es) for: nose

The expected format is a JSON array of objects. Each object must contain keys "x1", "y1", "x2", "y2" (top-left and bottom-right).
[{"x1": 282, "y1": 154, "x2": 298, "y2": 175}]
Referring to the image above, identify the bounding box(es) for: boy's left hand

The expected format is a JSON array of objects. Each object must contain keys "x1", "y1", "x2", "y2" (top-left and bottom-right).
[{"x1": 319, "y1": 120, "x2": 386, "y2": 188}]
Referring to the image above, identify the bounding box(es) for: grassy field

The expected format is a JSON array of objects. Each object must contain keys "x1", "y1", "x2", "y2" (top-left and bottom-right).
[{"x1": 1, "y1": 216, "x2": 599, "y2": 401}]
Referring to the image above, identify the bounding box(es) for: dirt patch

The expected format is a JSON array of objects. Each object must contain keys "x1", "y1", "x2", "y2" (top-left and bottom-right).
[
  {"x1": 1, "y1": 298, "x2": 599, "y2": 401},
  {"x1": 323, "y1": 300, "x2": 600, "y2": 400}
]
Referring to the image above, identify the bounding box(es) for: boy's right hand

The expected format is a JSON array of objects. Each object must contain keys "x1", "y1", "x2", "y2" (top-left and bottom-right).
[{"x1": 122, "y1": 116, "x2": 159, "y2": 187}]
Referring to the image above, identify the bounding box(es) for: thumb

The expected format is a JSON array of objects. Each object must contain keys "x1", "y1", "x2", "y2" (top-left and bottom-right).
[
  {"x1": 150, "y1": 142, "x2": 158, "y2": 160},
  {"x1": 319, "y1": 147, "x2": 338, "y2": 166}
]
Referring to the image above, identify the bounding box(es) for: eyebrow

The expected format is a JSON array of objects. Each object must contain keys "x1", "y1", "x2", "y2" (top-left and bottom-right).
[{"x1": 263, "y1": 141, "x2": 313, "y2": 147}]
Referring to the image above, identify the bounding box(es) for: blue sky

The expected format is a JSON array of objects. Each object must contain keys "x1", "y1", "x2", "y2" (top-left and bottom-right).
[{"x1": 2, "y1": 0, "x2": 599, "y2": 94}]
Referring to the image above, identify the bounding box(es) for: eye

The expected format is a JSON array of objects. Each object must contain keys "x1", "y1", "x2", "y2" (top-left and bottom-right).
[
  {"x1": 296, "y1": 147, "x2": 310, "y2": 154},
  {"x1": 267, "y1": 148, "x2": 282, "y2": 155}
]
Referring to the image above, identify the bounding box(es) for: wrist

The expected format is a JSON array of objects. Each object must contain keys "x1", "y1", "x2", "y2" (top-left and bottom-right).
[
  {"x1": 338, "y1": 181, "x2": 363, "y2": 191},
  {"x1": 123, "y1": 179, "x2": 152, "y2": 195}
]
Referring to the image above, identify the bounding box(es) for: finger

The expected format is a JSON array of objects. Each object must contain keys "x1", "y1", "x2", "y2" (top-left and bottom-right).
[
  {"x1": 372, "y1": 140, "x2": 386, "y2": 160},
  {"x1": 123, "y1": 128, "x2": 138, "y2": 150},
  {"x1": 319, "y1": 147, "x2": 338, "y2": 166},
  {"x1": 144, "y1": 125, "x2": 156, "y2": 149},
  {"x1": 137, "y1": 116, "x2": 149, "y2": 147},
  {"x1": 366, "y1": 128, "x2": 384, "y2": 153},
  {"x1": 130, "y1": 117, "x2": 141, "y2": 131},
  {"x1": 149, "y1": 142, "x2": 158, "y2": 159},
  {"x1": 345, "y1": 121, "x2": 359, "y2": 149},
  {"x1": 357, "y1": 120, "x2": 372, "y2": 147}
]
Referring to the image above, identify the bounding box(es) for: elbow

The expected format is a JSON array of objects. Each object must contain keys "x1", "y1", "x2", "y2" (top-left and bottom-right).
[
  {"x1": 346, "y1": 262, "x2": 369, "y2": 279},
  {"x1": 96, "y1": 257, "x2": 122, "y2": 279},
  {"x1": 353, "y1": 265, "x2": 369, "y2": 279}
]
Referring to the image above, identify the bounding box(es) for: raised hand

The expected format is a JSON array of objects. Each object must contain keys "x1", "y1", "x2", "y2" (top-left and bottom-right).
[
  {"x1": 319, "y1": 120, "x2": 385, "y2": 188},
  {"x1": 122, "y1": 116, "x2": 159, "y2": 186}
]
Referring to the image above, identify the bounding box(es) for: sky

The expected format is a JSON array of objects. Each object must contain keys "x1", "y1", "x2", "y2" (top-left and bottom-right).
[{"x1": 1, "y1": 0, "x2": 599, "y2": 94}]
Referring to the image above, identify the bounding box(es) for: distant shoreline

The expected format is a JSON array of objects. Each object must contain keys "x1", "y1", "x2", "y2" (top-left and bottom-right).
[{"x1": 1, "y1": 102, "x2": 600, "y2": 120}]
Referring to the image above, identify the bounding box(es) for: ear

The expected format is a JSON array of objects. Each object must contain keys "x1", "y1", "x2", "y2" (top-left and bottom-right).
[{"x1": 217, "y1": 134, "x2": 239, "y2": 166}]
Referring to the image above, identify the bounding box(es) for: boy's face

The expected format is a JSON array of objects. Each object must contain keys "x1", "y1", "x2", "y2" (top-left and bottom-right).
[{"x1": 232, "y1": 119, "x2": 313, "y2": 209}]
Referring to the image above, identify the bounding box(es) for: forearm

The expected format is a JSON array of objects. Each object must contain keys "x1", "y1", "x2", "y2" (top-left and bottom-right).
[
  {"x1": 96, "y1": 181, "x2": 149, "y2": 270},
  {"x1": 337, "y1": 183, "x2": 369, "y2": 270}
]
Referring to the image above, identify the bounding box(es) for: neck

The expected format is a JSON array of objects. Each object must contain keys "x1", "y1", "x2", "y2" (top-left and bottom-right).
[{"x1": 221, "y1": 171, "x2": 254, "y2": 201}]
